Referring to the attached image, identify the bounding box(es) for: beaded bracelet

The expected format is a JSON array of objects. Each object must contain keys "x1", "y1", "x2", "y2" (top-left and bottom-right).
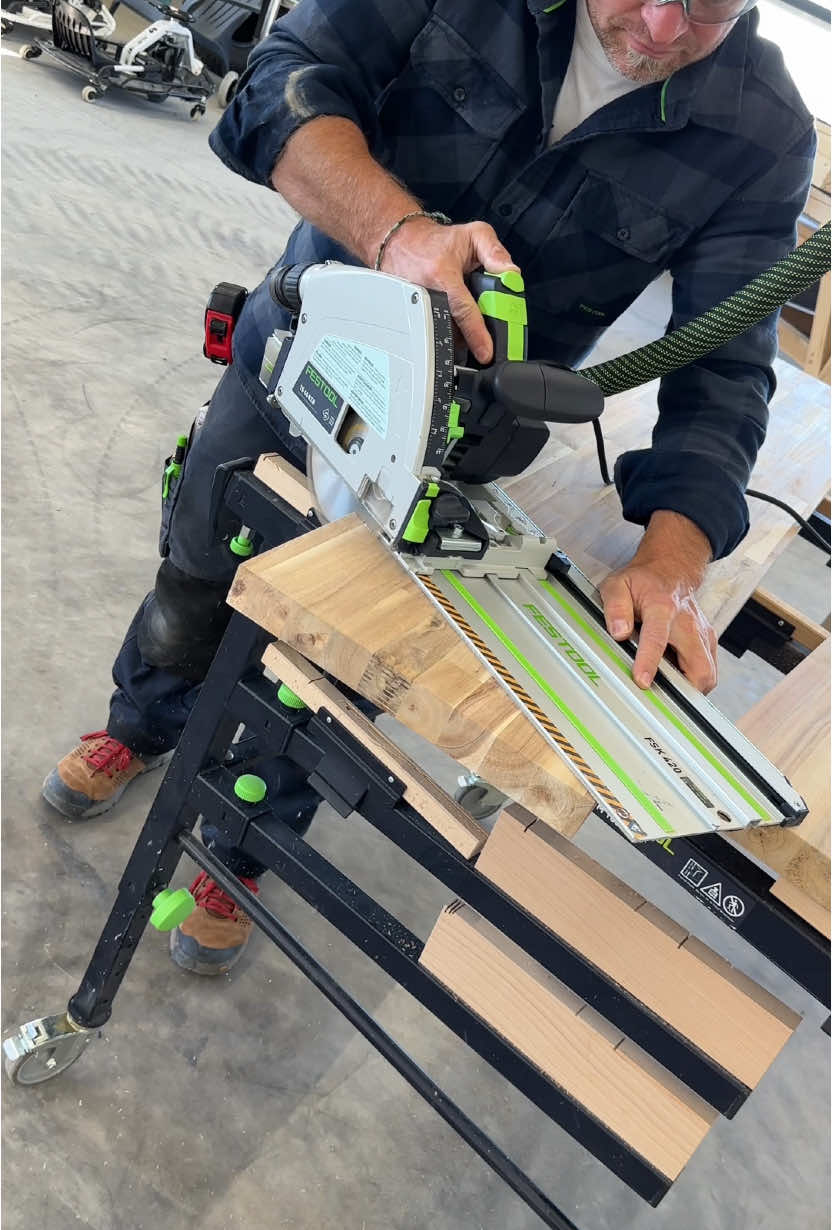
[{"x1": 374, "y1": 209, "x2": 452, "y2": 271}]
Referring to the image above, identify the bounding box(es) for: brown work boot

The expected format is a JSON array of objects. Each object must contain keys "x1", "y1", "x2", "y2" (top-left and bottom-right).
[
  {"x1": 169, "y1": 871, "x2": 259, "y2": 976},
  {"x1": 41, "y1": 731, "x2": 169, "y2": 820}
]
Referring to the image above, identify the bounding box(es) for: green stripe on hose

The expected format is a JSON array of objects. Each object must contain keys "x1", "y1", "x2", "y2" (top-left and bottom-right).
[{"x1": 581, "y1": 222, "x2": 830, "y2": 397}]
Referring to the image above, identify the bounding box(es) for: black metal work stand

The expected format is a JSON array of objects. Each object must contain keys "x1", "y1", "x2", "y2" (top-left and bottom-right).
[{"x1": 6, "y1": 468, "x2": 830, "y2": 1228}]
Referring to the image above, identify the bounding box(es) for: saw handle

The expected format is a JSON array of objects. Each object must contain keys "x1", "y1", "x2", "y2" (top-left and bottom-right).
[
  {"x1": 467, "y1": 269, "x2": 528, "y2": 363},
  {"x1": 480, "y1": 359, "x2": 605, "y2": 425}
]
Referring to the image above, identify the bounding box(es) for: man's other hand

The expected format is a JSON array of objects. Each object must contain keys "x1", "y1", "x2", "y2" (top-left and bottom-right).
[
  {"x1": 380, "y1": 218, "x2": 518, "y2": 364},
  {"x1": 599, "y1": 510, "x2": 718, "y2": 693}
]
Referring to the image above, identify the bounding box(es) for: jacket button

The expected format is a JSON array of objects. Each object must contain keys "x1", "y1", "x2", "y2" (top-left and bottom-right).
[
  {"x1": 453, "y1": 85, "x2": 467, "y2": 103},
  {"x1": 616, "y1": 226, "x2": 631, "y2": 241},
  {"x1": 498, "y1": 202, "x2": 513, "y2": 216}
]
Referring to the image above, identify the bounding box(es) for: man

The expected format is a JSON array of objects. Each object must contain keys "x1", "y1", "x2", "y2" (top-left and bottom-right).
[{"x1": 43, "y1": 0, "x2": 814, "y2": 974}]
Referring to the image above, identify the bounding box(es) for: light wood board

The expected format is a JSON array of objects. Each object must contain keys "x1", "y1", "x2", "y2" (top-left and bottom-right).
[
  {"x1": 420, "y1": 901, "x2": 716, "y2": 1181},
  {"x1": 476, "y1": 808, "x2": 799, "y2": 1090},
  {"x1": 254, "y1": 452, "x2": 315, "y2": 518},
  {"x1": 504, "y1": 357, "x2": 829, "y2": 635},
  {"x1": 228, "y1": 516, "x2": 593, "y2": 835},
  {"x1": 730, "y1": 638, "x2": 831, "y2": 917},
  {"x1": 261, "y1": 641, "x2": 487, "y2": 858}
]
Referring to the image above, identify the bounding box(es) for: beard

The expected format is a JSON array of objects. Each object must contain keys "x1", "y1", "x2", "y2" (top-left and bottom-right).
[
  {"x1": 606, "y1": 38, "x2": 677, "y2": 81},
  {"x1": 593, "y1": 23, "x2": 685, "y2": 81}
]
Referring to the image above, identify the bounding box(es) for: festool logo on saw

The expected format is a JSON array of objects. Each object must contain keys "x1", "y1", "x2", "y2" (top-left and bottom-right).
[
  {"x1": 305, "y1": 364, "x2": 340, "y2": 409},
  {"x1": 293, "y1": 361, "x2": 342, "y2": 430},
  {"x1": 522, "y1": 604, "x2": 601, "y2": 684}
]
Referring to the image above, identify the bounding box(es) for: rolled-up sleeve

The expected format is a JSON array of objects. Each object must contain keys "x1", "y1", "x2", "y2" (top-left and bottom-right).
[
  {"x1": 615, "y1": 125, "x2": 815, "y2": 560},
  {"x1": 209, "y1": 0, "x2": 434, "y2": 188}
]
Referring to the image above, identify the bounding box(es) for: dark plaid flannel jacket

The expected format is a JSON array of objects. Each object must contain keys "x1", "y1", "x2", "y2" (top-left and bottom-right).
[{"x1": 209, "y1": 0, "x2": 815, "y2": 559}]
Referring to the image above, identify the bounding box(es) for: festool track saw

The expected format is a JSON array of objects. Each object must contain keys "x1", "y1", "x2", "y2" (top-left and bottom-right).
[{"x1": 258, "y1": 260, "x2": 807, "y2": 844}]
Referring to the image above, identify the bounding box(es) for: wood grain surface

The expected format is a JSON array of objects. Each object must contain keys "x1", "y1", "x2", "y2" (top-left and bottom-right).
[
  {"x1": 504, "y1": 358, "x2": 829, "y2": 634},
  {"x1": 229, "y1": 517, "x2": 593, "y2": 835},
  {"x1": 420, "y1": 901, "x2": 717, "y2": 1181},
  {"x1": 476, "y1": 807, "x2": 799, "y2": 1090},
  {"x1": 261, "y1": 641, "x2": 487, "y2": 858},
  {"x1": 730, "y1": 638, "x2": 831, "y2": 917}
]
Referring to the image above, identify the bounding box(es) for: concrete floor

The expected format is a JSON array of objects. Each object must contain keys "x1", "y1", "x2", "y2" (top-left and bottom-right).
[{"x1": 2, "y1": 22, "x2": 830, "y2": 1230}]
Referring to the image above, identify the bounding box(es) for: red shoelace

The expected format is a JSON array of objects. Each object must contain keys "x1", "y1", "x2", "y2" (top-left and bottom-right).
[
  {"x1": 188, "y1": 870, "x2": 260, "y2": 919},
  {"x1": 80, "y1": 731, "x2": 134, "y2": 775}
]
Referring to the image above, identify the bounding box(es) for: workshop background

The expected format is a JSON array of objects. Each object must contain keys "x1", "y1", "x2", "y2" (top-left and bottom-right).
[{"x1": 1, "y1": 1, "x2": 830, "y2": 1227}]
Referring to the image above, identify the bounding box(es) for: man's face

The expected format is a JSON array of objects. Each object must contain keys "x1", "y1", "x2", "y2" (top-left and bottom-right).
[{"x1": 586, "y1": 0, "x2": 738, "y2": 83}]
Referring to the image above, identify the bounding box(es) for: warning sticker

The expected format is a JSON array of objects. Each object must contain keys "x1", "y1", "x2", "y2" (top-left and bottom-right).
[{"x1": 310, "y1": 335, "x2": 391, "y2": 439}]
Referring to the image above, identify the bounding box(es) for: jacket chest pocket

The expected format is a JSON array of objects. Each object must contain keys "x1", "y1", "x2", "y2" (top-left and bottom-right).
[
  {"x1": 525, "y1": 171, "x2": 695, "y2": 326},
  {"x1": 381, "y1": 15, "x2": 526, "y2": 204}
]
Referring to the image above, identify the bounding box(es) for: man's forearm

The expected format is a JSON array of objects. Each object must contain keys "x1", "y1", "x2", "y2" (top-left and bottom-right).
[{"x1": 270, "y1": 116, "x2": 420, "y2": 268}]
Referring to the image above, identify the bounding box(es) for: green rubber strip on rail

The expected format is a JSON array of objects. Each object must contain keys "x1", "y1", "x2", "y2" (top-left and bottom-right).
[
  {"x1": 538, "y1": 578, "x2": 770, "y2": 823},
  {"x1": 441, "y1": 570, "x2": 674, "y2": 834}
]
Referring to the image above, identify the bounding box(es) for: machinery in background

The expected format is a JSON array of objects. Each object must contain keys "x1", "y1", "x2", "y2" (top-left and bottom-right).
[{"x1": 18, "y1": 0, "x2": 213, "y2": 114}]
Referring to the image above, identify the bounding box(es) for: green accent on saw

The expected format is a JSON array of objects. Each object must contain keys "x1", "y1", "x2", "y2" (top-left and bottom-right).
[
  {"x1": 447, "y1": 400, "x2": 464, "y2": 442},
  {"x1": 402, "y1": 482, "x2": 441, "y2": 544},
  {"x1": 150, "y1": 888, "x2": 195, "y2": 932},
  {"x1": 543, "y1": 0, "x2": 567, "y2": 11},
  {"x1": 176, "y1": 434, "x2": 188, "y2": 448},
  {"x1": 230, "y1": 533, "x2": 254, "y2": 557},
  {"x1": 441, "y1": 570, "x2": 674, "y2": 834},
  {"x1": 488, "y1": 269, "x2": 525, "y2": 293},
  {"x1": 277, "y1": 683, "x2": 306, "y2": 709},
  {"x1": 538, "y1": 578, "x2": 770, "y2": 823},
  {"x1": 477, "y1": 289, "x2": 528, "y2": 361},
  {"x1": 477, "y1": 290, "x2": 527, "y2": 326},
  {"x1": 234, "y1": 774, "x2": 267, "y2": 804},
  {"x1": 659, "y1": 77, "x2": 670, "y2": 123}
]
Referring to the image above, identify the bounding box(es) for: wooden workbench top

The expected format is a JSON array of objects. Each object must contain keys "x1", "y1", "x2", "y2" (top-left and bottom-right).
[{"x1": 505, "y1": 358, "x2": 830, "y2": 635}]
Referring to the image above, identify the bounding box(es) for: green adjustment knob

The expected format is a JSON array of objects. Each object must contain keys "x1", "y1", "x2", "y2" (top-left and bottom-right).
[
  {"x1": 149, "y1": 888, "x2": 195, "y2": 931},
  {"x1": 229, "y1": 533, "x2": 254, "y2": 557},
  {"x1": 277, "y1": 683, "x2": 306, "y2": 709},
  {"x1": 234, "y1": 774, "x2": 267, "y2": 804}
]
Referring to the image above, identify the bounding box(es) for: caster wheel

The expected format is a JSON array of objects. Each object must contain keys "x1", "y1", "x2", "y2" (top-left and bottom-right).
[
  {"x1": 19, "y1": 43, "x2": 42, "y2": 59},
  {"x1": 1, "y1": 18, "x2": 14, "y2": 33},
  {"x1": 216, "y1": 70, "x2": 238, "y2": 109},
  {"x1": 81, "y1": 85, "x2": 99, "y2": 102},
  {"x1": 3, "y1": 1014, "x2": 93, "y2": 1086},
  {"x1": 189, "y1": 103, "x2": 206, "y2": 120}
]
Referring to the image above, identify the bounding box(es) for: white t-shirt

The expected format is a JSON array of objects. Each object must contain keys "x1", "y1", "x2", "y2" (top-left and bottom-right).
[{"x1": 549, "y1": 0, "x2": 642, "y2": 145}]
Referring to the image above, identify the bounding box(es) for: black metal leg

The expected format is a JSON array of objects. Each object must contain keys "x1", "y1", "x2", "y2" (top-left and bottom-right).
[
  {"x1": 179, "y1": 835, "x2": 582, "y2": 1230},
  {"x1": 67, "y1": 614, "x2": 268, "y2": 1029}
]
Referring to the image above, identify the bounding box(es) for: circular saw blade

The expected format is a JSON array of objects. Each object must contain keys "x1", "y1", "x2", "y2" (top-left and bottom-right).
[
  {"x1": 308, "y1": 413, "x2": 369, "y2": 524},
  {"x1": 308, "y1": 447, "x2": 364, "y2": 523}
]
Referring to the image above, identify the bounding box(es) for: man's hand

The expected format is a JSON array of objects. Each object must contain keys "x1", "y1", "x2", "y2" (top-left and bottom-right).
[
  {"x1": 271, "y1": 117, "x2": 517, "y2": 364},
  {"x1": 599, "y1": 511, "x2": 718, "y2": 693},
  {"x1": 379, "y1": 217, "x2": 518, "y2": 364}
]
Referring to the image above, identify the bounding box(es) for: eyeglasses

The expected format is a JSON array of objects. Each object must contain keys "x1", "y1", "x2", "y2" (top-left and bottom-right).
[{"x1": 648, "y1": 0, "x2": 758, "y2": 24}]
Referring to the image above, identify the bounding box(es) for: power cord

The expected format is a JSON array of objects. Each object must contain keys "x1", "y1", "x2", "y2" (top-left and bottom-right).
[{"x1": 746, "y1": 488, "x2": 831, "y2": 555}]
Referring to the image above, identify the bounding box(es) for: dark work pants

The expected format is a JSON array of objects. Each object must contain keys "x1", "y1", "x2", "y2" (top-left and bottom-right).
[{"x1": 106, "y1": 359, "x2": 317, "y2": 879}]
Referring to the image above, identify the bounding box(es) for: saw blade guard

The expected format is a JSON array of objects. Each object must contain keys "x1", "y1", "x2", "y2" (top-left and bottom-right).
[{"x1": 265, "y1": 263, "x2": 454, "y2": 543}]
